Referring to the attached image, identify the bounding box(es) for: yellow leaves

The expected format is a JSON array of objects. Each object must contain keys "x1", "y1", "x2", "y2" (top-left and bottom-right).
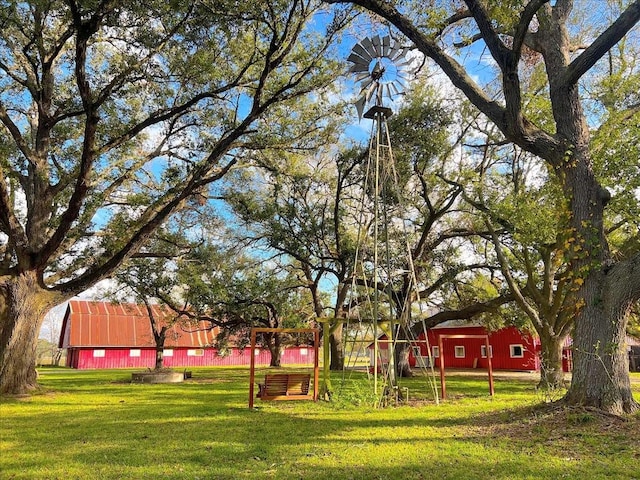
[{"x1": 563, "y1": 237, "x2": 575, "y2": 250}]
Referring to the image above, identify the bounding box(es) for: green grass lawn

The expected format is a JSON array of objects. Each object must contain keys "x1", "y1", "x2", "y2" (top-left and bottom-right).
[{"x1": 1, "y1": 368, "x2": 638, "y2": 480}]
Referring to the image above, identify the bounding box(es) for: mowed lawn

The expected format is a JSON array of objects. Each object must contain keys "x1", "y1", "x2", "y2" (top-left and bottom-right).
[{"x1": 1, "y1": 367, "x2": 638, "y2": 480}]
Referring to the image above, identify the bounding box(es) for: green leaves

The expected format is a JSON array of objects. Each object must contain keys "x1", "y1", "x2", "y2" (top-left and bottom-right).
[{"x1": 0, "y1": 0, "x2": 353, "y2": 293}]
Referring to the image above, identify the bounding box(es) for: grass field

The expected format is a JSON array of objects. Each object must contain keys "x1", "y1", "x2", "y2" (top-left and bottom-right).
[{"x1": 1, "y1": 367, "x2": 639, "y2": 480}]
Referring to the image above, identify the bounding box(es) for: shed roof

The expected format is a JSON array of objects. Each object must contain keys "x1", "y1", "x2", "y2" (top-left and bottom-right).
[{"x1": 59, "y1": 300, "x2": 217, "y2": 348}]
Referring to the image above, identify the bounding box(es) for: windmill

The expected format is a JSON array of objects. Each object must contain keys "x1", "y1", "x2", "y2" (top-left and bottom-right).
[
  {"x1": 342, "y1": 35, "x2": 423, "y2": 405},
  {"x1": 347, "y1": 35, "x2": 410, "y2": 119}
]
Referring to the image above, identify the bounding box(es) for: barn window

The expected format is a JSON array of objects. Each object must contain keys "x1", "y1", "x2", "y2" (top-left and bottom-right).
[
  {"x1": 412, "y1": 346, "x2": 421, "y2": 358},
  {"x1": 187, "y1": 349, "x2": 204, "y2": 356},
  {"x1": 93, "y1": 349, "x2": 105, "y2": 357},
  {"x1": 163, "y1": 349, "x2": 173, "y2": 357},
  {"x1": 432, "y1": 346, "x2": 440, "y2": 358},
  {"x1": 130, "y1": 349, "x2": 141, "y2": 357},
  {"x1": 299, "y1": 348, "x2": 308, "y2": 356},
  {"x1": 510, "y1": 344, "x2": 524, "y2": 358},
  {"x1": 454, "y1": 346, "x2": 465, "y2": 358},
  {"x1": 481, "y1": 345, "x2": 493, "y2": 358}
]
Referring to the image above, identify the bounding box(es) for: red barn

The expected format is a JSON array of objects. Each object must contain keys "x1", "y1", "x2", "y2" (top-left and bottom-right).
[
  {"x1": 59, "y1": 300, "x2": 315, "y2": 369},
  {"x1": 371, "y1": 321, "x2": 572, "y2": 372}
]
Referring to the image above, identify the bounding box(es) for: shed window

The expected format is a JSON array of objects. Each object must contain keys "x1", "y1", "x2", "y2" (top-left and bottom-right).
[
  {"x1": 432, "y1": 346, "x2": 440, "y2": 358},
  {"x1": 163, "y1": 349, "x2": 173, "y2": 357},
  {"x1": 481, "y1": 345, "x2": 493, "y2": 358},
  {"x1": 93, "y1": 349, "x2": 105, "y2": 358},
  {"x1": 187, "y1": 349, "x2": 204, "y2": 357},
  {"x1": 454, "y1": 346, "x2": 465, "y2": 358},
  {"x1": 299, "y1": 348, "x2": 308, "y2": 356},
  {"x1": 130, "y1": 349, "x2": 141, "y2": 357},
  {"x1": 412, "y1": 346, "x2": 421, "y2": 358},
  {"x1": 510, "y1": 344, "x2": 524, "y2": 358}
]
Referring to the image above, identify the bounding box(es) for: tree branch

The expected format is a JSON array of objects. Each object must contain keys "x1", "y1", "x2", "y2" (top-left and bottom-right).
[
  {"x1": 562, "y1": 1, "x2": 640, "y2": 86},
  {"x1": 416, "y1": 293, "x2": 515, "y2": 330}
]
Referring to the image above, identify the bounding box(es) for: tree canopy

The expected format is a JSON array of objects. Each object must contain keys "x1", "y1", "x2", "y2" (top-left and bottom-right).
[{"x1": 0, "y1": 0, "x2": 353, "y2": 394}]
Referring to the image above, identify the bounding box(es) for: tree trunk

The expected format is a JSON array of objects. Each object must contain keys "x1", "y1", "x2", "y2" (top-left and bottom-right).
[
  {"x1": 394, "y1": 324, "x2": 413, "y2": 378},
  {"x1": 395, "y1": 342, "x2": 413, "y2": 378},
  {"x1": 554, "y1": 142, "x2": 639, "y2": 413},
  {"x1": 565, "y1": 255, "x2": 640, "y2": 414},
  {"x1": 0, "y1": 272, "x2": 59, "y2": 395},
  {"x1": 152, "y1": 326, "x2": 167, "y2": 370},
  {"x1": 52, "y1": 349, "x2": 63, "y2": 367},
  {"x1": 537, "y1": 331, "x2": 567, "y2": 390},
  {"x1": 329, "y1": 323, "x2": 344, "y2": 370},
  {"x1": 269, "y1": 349, "x2": 282, "y2": 367},
  {"x1": 154, "y1": 346, "x2": 164, "y2": 370},
  {"x1": 329, "y1": 289, "x2": 349, "y2": 371},
  {"x1": 268, "y1": 332, "x2": 282, "y2": 367}
]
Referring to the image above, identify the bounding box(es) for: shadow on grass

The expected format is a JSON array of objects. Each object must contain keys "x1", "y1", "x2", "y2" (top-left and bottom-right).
[{"x1": 1, "y1": 367, "x2": 637, "y2": 480}]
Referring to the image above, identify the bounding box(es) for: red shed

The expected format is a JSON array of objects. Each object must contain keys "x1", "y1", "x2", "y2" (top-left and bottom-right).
[
  {"x1": 425, "y1": 322, "x2": 540, "y2": 371},
  {"x1": 59, "y1": 300, "x2": 314, "y2": 369},
  {"x1": 370, "y1": 321, "x2": 572, "y2": 372}
]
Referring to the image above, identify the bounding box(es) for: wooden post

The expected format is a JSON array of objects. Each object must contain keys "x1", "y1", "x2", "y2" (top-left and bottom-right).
[
  {"x1": 485, "y1": 336, "x2": 494, "y2": 396},
  {"x1": 438, "y1": 335, "x2": 446, "y2": 400},
  {"x1": 249, "y1": 329, "x2": 257, "y2": 409},
  {"x1": 323, "y1": 322, "x2": 331, "y2": 397},
  {"x1": 313, "y1": 329, "x2": 319, "y2": 401}
]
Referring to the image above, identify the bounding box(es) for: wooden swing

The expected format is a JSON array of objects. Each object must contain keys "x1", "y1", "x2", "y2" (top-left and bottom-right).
[{"x1": 248, "y1": 327, "x2": 319, "y2": 408}]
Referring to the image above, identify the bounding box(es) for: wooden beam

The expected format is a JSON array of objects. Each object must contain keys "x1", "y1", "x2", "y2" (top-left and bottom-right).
[{"x1": 438, "y1": 334, "x2": 495, "y2": 399}]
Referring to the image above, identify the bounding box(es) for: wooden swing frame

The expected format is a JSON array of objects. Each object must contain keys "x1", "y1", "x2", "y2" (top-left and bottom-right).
[
  {"x1": 248, "y1": 327, "x2": 319, "y2": 409},
  {"x1": 438, "y1": 334, "x2": 495, "y2": 399}
]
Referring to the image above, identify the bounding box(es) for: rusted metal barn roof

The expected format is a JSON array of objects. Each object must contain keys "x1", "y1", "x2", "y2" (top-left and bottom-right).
[{"x1": 59, "y1": 300, "x2": 217, "y2": 348}]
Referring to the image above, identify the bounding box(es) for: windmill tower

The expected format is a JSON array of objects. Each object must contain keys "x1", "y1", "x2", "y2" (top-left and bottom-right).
[{"x1": 346, "y1": 36, "x2": 413, "y2": 402}]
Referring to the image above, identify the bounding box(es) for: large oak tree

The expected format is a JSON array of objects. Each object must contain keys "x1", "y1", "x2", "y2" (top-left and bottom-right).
[{"x1": 0, "y1": 0, "x2": 350, "y2": 394}]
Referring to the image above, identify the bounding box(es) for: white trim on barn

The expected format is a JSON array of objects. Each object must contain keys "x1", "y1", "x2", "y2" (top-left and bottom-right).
[{"x1": 510, "y1": 344, "x2": 524, "y2": 358}]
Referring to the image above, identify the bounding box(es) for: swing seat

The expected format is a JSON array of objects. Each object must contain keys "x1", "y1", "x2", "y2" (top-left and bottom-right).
[{"x1": 257, "y1": 373, "x2": 312, "y2": 400}]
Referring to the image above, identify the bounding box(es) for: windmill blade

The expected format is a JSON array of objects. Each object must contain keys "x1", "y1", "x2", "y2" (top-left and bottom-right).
[
  {"x1": 355, "y1": 71, "x2": 371, "y2": 82},
  {"x1": 393, "y1": 80, "x2": 407, "y2": 92},
  {"x1": 384, "y1": 83, "x2": 392, "y2": 99},
  {"x1": 400, "y1": 48, "x2": 413, "y2": 63},
  {"x1": 349, "y1": 64, "x2": 369, "y2": 74},
  {"x1": 390, "y1": 44, "x2": 408, "y2": 62},
  {"x1": 372, "y1": 35, "x2": 383, "y2": 57},
  {"x1": 388, "y1": 40, "x2": 401, "y2": 59},
  {"x1": 360, "y1": 37, "x2": 378, "y2": 60},
  {"x1": 348, "y1": 52, "x2": 370, "y2": 71},
  {"x1": 391, "y1": 51, "x2": 407, "y2": 63},
  {"x1": 355, "y1": 95, "x2": 367, "y2": 120},
  {"x1": 381, "y1": 36, "x2": 391, "y2": 57},
  {"x1": 352, "y1": 43, "x2": 373, "y2": 62}
]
